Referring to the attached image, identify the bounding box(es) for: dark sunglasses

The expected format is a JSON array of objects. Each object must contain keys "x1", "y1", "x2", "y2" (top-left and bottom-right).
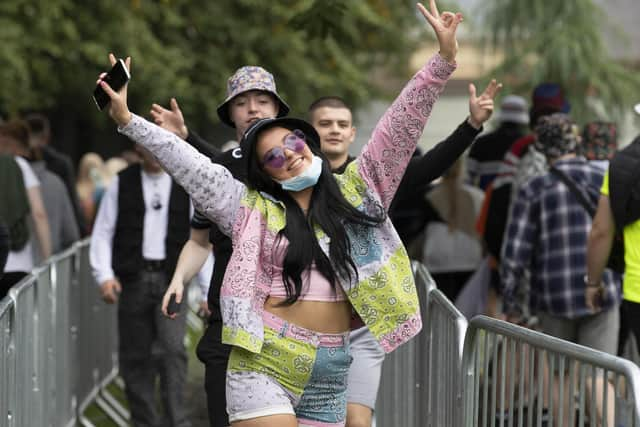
[{"x1": 260, "y1": 129, "x2": 307, "y2": 169}]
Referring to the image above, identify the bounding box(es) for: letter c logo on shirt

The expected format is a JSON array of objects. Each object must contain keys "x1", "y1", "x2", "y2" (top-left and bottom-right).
[{"x1": 232, "y1": 148, "x2": 242, "y2": 159}]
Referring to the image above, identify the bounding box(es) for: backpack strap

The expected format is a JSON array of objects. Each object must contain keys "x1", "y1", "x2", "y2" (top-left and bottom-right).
[{"x1": 549, "y1": 166, "x2": 596, "y2": 216}]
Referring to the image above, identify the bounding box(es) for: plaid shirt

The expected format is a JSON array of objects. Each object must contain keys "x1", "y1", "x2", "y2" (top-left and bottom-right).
[{"x1": 500, "y1": 157, "x2": 621, "y2": 318}]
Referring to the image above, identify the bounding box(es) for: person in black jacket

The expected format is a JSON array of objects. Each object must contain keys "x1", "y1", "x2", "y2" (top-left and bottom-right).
[
  {"x1": 466, "y1": 95, "x2": 529, "y2": 190},
  {"x1": 390, "y1": 80, "x2": 501, "y2": 248},
  {"x1": 313, "y1": 82, "x2": 501, "y2": 427},
  {"x1": 151, "y1": 65, "x2": 289, "y2": 427}
]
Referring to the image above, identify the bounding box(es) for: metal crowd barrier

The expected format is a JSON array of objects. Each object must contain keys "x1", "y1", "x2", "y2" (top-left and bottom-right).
[
  {"x1": 5, "y1": 246, "x2": 640, "y2": 427},
  {"x1": 462, "y1": 315, "x2": 640, "y2": 426},
  {"x1": 376, "y1": 261, "x2": 468, "y2": 427},
  {"x1": 0, "y1": 239, "x2": 124, "y2": 427},
  {"x1": 424, "y1": 287, "x2": 468, "y2": 426}
]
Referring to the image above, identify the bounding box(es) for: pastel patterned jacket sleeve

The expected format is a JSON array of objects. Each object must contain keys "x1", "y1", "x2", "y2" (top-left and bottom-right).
[
  {"x1": 356, "y1": 54, "x2": 456, "y2": 210},
  {"x1": 118, "y1": 115, "x2": 245, "y2": 236}
]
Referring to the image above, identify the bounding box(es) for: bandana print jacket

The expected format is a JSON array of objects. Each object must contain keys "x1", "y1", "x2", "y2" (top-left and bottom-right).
[{"x1": 119, "y1": 54, "x2": 455, "y2": 354}]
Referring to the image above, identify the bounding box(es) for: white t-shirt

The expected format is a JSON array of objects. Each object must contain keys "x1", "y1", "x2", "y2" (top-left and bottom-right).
[
  {"x1": 90, "y1": 170, "x2": 196, "y2": 285},
  {"x1": 5, "y1": 157, "x2": 40, "y2": 273}
]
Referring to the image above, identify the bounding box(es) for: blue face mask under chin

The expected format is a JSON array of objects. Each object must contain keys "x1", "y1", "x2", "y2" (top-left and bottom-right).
[{"x1": 275, "y1": 155, "x2": 323, "y2": 192}]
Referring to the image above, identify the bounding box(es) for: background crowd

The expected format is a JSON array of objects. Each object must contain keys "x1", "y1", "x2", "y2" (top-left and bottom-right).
[{"x1": 1, "y1": 1, "x2": 640, "y2": 426}]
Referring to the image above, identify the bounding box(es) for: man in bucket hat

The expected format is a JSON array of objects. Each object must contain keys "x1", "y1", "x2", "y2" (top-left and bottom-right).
[
  {"x1": 150, "y1": 65, "x2": 288, "y2": 427},
  {"x1": 152, "y1": 65, "x2": 289, "y2": 158}
]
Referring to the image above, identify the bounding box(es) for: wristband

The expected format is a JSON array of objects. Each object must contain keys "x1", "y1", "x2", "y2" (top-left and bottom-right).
[{"x1": 584, "y1": 275, "x2": 601, "y2": 288}]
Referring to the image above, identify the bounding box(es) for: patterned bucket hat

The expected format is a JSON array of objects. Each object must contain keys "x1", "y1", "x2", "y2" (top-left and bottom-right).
[
  {"x1": 580, "y1": 121, "x2": 618, "y2": 161},
  {"x1": 534, "y1": 113, "x2": 580, "y2": 159},
  {"x1": 217, "y1": 66, "x2": 290, "y2": 128}
]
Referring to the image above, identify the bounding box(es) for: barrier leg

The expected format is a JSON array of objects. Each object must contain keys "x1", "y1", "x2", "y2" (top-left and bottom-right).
[
  {"x1": 99, "y1": 385, "x2": 131, "y2": 421},
  {"x1": 77, "y1": 412, "x2": 97, "y2": 427},
  {"x1": 94, "y1": 393, "x2": 129, "y2": 427}
]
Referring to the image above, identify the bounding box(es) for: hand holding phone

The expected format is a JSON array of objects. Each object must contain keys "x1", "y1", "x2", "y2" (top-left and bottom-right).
[
  {"x1": 167, "y1": 293, "x2": 181, "y2": 316},
  {"x1": 93, "y1": 58, "x2": 131, "y2": 110}
]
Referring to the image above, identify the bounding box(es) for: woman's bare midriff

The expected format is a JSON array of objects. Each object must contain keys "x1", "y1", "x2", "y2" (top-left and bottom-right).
[{"x1": 264, "y1": 297, "x2": 352, "y2": 334}]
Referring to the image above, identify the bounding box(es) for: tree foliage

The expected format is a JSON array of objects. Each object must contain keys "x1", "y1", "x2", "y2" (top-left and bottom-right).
[
  {"x1": 475, "y1": 0, "x2": 640, "y2": 123},
  {"x1": 0, "y1": 0, "x2": 423, "y2": 140}
]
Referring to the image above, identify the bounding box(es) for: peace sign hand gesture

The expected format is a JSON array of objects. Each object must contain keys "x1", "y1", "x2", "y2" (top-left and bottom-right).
[
  {"x1": 417, "y1": 0, "x2": 463, "y2": 64},
  {"x1": 468, "y1": 79, "x2": 503, "y2": 129}
]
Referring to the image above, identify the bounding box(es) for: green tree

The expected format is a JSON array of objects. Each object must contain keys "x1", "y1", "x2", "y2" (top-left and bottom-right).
[
  {"x1": 0, "y1": 0, "x2": 426, "y2": 158},
  {"x1": 476, "y1": 0, "x2": 640, "y2": 123}
]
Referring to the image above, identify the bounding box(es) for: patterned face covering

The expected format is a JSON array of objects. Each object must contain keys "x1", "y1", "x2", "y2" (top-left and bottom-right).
[
  {"x1": 580, "y1": 121, "x2": 618, "y2": 161},
  {"x1": 534, "y1": 113, "x2": 580, "y2": 159}
]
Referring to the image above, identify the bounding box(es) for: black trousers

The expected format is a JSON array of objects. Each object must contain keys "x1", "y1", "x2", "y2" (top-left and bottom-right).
[
  {"x1": 431, "y1": 270, "x2": 474, "y2": 303},
  {"x1": 0, "y1": 272, "x2": 27, "y2": 300},
  {"x1": 0, "y1": 223, "x2": 9, "y2": 279},
  {"x1": 196, "y1": 320, "x2": 232, "y2": 427},
  {"x1": 118, "y1": 270, "x2": 190, "y2": 427},
  {"x1": 622, "y1": 300, "x2": 640, "y2": 356}
]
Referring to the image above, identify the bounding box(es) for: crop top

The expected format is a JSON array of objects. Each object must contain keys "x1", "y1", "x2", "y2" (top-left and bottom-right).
[{"x1": 269, "y1": 236, "x2": 347, "y2": 302}]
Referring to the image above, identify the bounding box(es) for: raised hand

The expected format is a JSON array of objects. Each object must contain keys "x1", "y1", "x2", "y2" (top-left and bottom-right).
[
  {"x1": 417, "y1": 0, "x2": 463, "y2": 63},
  {"x1": 150, "y1": 98, "x2": 189, "y2": 139},
  {"x1": 97, "y1": 53, "x2": 132, "y2": 126},
  {"x1": 468, "y1": 79, "x2": 503, "y2": 129}
]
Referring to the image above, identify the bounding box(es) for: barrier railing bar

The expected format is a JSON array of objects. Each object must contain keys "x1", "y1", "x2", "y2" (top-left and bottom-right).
[{"x1": 463, "y1": 315, "x2": 640, "y2": 426}]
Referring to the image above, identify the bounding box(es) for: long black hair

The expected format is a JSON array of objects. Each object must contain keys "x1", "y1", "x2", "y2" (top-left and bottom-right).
[{"x1": 245, "y1": 128, "x2": 385, "y2": 305}]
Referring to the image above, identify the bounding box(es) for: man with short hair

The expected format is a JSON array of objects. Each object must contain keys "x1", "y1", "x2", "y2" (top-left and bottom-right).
[
  {"x1": 307, "y1": 81, "x2": 500, "y2": 427},
  {"x1": 24, "y1": 113, "x2": 86, "y2": 235},
  {"x1": 308, "y1": 96, "x2": 379, "y2": 427},
  {"x1": 308, "y1": 96, "x2": 356, "y2": 172}
]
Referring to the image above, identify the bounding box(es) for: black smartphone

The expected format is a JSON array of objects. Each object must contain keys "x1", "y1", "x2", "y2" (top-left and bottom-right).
[
  {"x1": 167, "y1": 293, "x2": 181, "y2": 315},
  {"x1": 93, "y1": 58, "x2": 130, "y2": 111}
]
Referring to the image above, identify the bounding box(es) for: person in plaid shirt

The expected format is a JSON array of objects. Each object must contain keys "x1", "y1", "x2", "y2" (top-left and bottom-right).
[{"x1": 500, "y1": 113, "x2": 621, "y2": 354}]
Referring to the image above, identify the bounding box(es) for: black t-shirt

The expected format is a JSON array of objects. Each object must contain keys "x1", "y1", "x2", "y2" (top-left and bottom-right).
[{"x1": 186, "y1": 131, "x2": 245, "y2": 322}]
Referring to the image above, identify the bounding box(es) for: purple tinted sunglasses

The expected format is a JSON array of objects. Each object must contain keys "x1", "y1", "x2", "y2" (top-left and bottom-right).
[{"x1": 260, "y1": 129, "x2": 307, "y2": 169}]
